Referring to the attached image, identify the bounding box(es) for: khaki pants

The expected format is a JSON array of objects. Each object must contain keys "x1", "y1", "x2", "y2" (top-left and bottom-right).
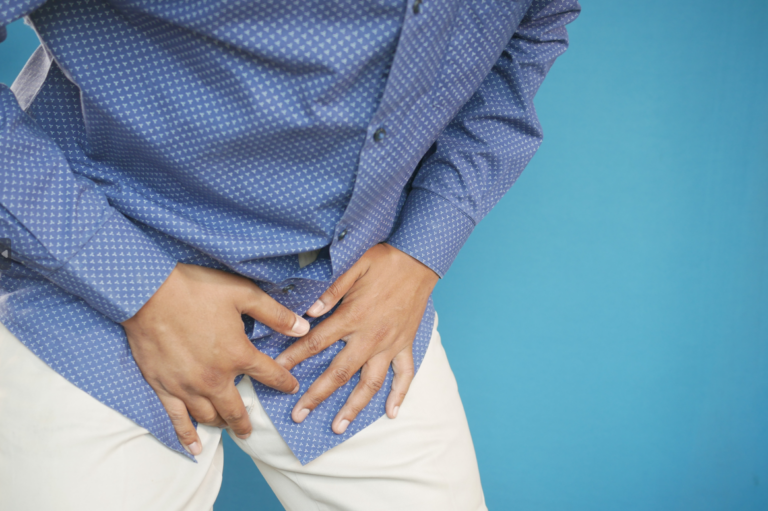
[{"x1": 0, "y1": 315, "x2": 486, "y2": 511}]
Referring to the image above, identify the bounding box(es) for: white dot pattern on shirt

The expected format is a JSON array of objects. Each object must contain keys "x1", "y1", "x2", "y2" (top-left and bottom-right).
[{"x1": 0, "y1": 0, "x2": 579, "y2": 464}]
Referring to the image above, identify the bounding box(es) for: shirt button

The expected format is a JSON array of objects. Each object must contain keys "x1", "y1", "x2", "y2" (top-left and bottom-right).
[
  {"x1": 338, "y1": 229, "x2": 348, "y2": 241},
  {"x1": 373, "y1": 128, "x2": 386, "y2": 143},
  {"x1": 281, "y1": 284, "x2": 295, "y2": 294},
  {"x1": 412, "y1": 0, "x2": 422, "y2": 14}
]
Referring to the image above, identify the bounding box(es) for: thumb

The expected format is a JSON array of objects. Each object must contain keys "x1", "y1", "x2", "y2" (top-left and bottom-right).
[
  {"x1": 306, "y1": 260, "x2": 367, "y2": 317},
  {"x1": 236, "y1": 282, "x2": 310, "y2": 337}
]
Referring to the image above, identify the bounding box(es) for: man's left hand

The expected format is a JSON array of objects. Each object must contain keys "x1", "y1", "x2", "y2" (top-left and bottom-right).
[{"x1": 275, "y1": 243, "x2": 439, "y2": 434}]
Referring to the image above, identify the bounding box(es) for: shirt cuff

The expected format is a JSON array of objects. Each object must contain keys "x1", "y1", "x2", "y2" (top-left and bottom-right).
[
  {"x1": 45, "y1": 210, "x2": 177, "y2": 323},
  {"x1": 386, "y1": 187, "x2": 475, "y2": 278}
]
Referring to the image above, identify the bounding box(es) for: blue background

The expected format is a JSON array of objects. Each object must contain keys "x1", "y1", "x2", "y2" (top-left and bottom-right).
[{"x1": 2, "y1": 1, "x2": 767, "y2": 509}]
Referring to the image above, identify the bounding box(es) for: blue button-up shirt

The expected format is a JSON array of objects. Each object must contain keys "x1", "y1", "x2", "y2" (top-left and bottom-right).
[{"x1": 0, "y1": 0, "x2": 579, "y2": 464}]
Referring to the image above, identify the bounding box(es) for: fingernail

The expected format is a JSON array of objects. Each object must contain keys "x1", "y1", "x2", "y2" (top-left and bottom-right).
[
  {"x1": 185, "y1": 441, "x2": 202, "y2": 456},
  {"x1": 236, "y1": 432, "x2": 251, "y2": 440},
  {"x1": 392, "y1": 406, "x2": 400, "y2": 419},
  {"x1": 294, "y1": 408, "x2": 310, "y2": 423},
  {"x1": 292, "y1": 382, "x2": 300, "y2": 394},
  {"x1": 336, "y1": 419, "x2": 350, "y2": 434},
  {"x1": 291, "y1": 315, "x2": 310, "y2": 336},
  {"x1": 307, "y1": 300, "x2": 325, "y2": 316}
]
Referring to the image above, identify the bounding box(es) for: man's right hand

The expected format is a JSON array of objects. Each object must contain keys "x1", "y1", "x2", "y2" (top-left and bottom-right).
[{"x1": 121, "y1": 263, "x2": 309, "y2": 456}]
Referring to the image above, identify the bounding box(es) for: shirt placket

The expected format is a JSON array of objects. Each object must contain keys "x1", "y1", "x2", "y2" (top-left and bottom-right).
[{"x1": 328, "y1": 0, "x2": 460, "y2": 279}]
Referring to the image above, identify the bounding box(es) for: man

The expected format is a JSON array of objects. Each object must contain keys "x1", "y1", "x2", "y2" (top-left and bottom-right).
[{"x1": 0, "y1": 0, "x2": 580, "y2": 509}]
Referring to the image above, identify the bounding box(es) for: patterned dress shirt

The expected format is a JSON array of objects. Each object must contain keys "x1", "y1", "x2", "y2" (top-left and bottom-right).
[{"x1": 0, "y1": 0, "x2": 579, "y2": 464}]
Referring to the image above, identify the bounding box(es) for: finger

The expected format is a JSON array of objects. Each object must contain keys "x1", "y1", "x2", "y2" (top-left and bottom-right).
[
  {"x1": 385, "y1": 345, "x2": 415, "y2": 419},
  {"x1": 186, "y1": 396, "x2": 226, "y2": 428},
  {"x1": 158, "y1": 393, "x2": 202, "y2": 455},
  {"x1": 290, "y1": 344, "x2": 369, "y2": 423},
  {"x1": 332, "y1": 354, "x2": 390, "y2": 434},
  {"x1": 210, "y1": 385, "x2": 253, "y2": 440},
  {"x1": 306, "y1": 260, "x2": 367, "y2": 317},
  {"x1": 275, "y1": 312, "x2": 350, "y2": 370},
  {"x1": 239, "y1": 341, "x2": 301, "y2": 394},
  {"x1": 238, "y1": 284, "x2": 310, "y2": 337}
]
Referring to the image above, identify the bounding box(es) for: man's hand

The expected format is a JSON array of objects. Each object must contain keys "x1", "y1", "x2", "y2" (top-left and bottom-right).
[
  {"x1": 275, "y1": 243, "x2": 439, "y2": 434},
  {"x1": 121, "y1": 263, "x2": 310, "y2": 455}
]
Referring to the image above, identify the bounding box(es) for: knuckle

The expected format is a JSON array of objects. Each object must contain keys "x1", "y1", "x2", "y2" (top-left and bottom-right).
[
  {"x1": 273, "y1": 305, "x2": 294, "y2": 331},
  {"x1": 232, "y1": 348, "x2": 256, "y2": 371},
  {"x1": 330, "y1": 366, "x2": 352, "y2": 386},
  {"x1": 362, "y1": 376, "x2": 384, "y2": 394},
  {"x1": 341, "y1": 302, "x2": 365, "y2": 324},
  {"x1": 223, "y1": 410, "x2": 246, "y2": 424},
  {"x1": 281, "y1": 353, "x2": 298, "y2": 368},
  {"x1": 305, "y1": 394, "x2": 324, "y2": 408},
  {"x1": 198, "y1": 412, "x2": 219, "y2": 424},
  {"x1": 399, "y1": 367, "x2": 415, "y2": 379},
  {"x1": 270, "y1": 370, "x2": 292, "y2": 390},
  {"x1": 347, "y1": 403, "x2": 363, "y2": 416},
  {"x1": 167, "y1": 409, "x2": 189, "y2": 425},
  {"x1": 200, "y1": 367, "x2": 225, "y2": 390},
  {"x1": 305, "y1": 333, "x2": 327, "y2": 355},
  {"x1": 238, "y1": 354, "x2": 262, "y2": 375},
  {"x1": 370, "y1": 324, "x2": 388, "y2": 345},
  {"x1": 326, "y1": 281, "x2": 344, "y2": 300},
  {"x1": 174, "y1": 427, "x2": 196, "y2": 441}
]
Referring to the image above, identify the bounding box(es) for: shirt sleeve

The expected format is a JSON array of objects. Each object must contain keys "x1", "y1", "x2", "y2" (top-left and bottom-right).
[
  {"x1": 386, "y1": 0, "x2": 581, "y2": 277},
  {"x1": 1, "y1": 9, "x2": 178, "y2": 323}
]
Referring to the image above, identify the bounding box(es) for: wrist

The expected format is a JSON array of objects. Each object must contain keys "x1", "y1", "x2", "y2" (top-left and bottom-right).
[
  {"x1": 382, "y1": 243, "x2": 440, "y2": 285},
  {"x1": 121, "y1": 262, "x2": 184, "y2": 327}
]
